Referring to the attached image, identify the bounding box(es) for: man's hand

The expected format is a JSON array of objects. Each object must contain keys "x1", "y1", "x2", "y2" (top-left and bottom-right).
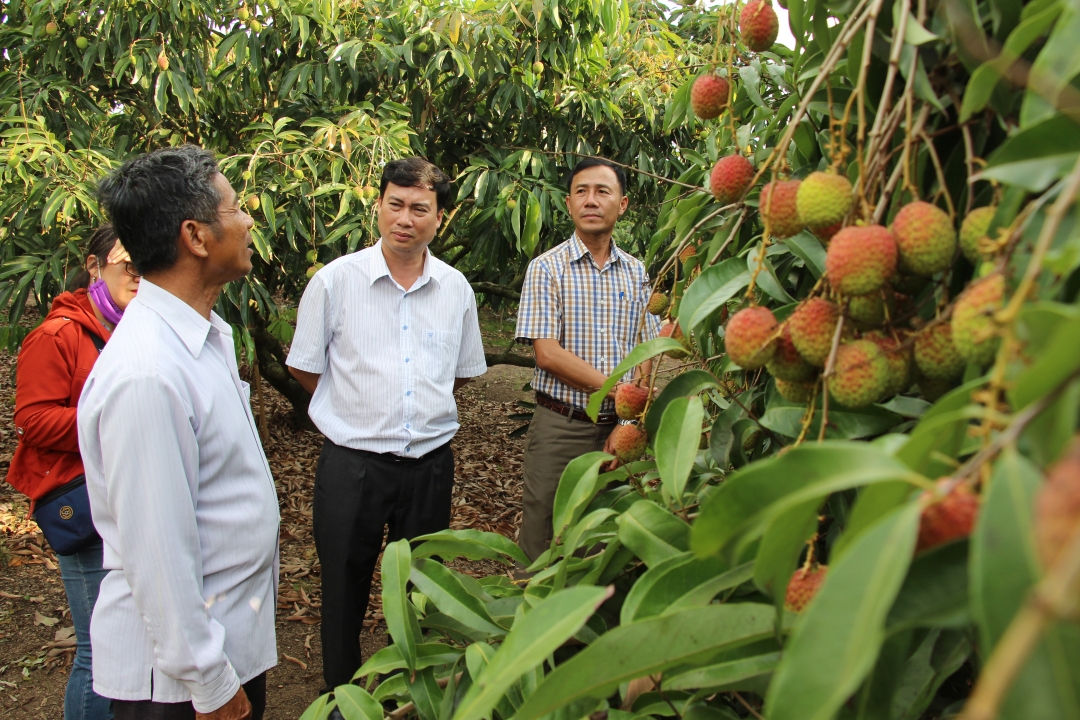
[{"x1": 195, "y1": 687, "x2": 251, "y2": 720}]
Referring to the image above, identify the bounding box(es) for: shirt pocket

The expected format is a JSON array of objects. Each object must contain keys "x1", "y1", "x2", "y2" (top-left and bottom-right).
[{"x1": 421, "y1": 329, "x2": 459, "y2": 384}]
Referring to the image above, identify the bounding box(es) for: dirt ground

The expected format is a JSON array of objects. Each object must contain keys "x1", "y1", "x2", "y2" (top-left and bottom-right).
[{"x1": 0, "y1": 323, "x2": 536, "y2": 720}]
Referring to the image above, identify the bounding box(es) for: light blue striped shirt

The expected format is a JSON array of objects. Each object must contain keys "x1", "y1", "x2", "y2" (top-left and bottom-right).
[
  {"x1": 78, "y1": 279, "x2": 279, "y2": 712},
  {"x1": 287, "y1": 241, "x2": 487, "y2": 456},
  {"x1": 515, "y1": 234, "x2": 661, "y2": 413}
]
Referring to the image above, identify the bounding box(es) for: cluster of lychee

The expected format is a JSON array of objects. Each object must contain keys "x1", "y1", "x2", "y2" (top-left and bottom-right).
[
  {"x1": 608, "y1": 383, "x2": 651, "y2": 463},
  {"x1": 710, "y1": 167, "x2": 1006, "y2": 410}
]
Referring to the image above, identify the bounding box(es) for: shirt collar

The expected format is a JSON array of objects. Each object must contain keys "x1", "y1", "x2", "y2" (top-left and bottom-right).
[
  {"x1": 133, "y1": 278, "x2": 231, "y2": 359},
  {"x1": 369, "y1": 240, "x2": 442, "y2": 290},
  {"x1": 568, "y1": 232, "x2": 622, "y2": 269}
]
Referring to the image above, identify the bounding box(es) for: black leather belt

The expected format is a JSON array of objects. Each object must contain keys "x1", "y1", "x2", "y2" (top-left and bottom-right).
[{"x1": 536, "y1": 392, "x2": 618, "y2": 425}]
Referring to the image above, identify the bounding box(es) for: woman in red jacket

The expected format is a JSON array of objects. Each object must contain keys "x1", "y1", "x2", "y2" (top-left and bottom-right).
[{"x1": 8, "y1": 225, "x2": 139, "y2": 720}]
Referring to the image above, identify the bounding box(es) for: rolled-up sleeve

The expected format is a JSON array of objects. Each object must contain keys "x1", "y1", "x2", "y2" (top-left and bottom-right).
[
  {"x1": 456, "y1": 287, "x2": 487, "y2": 378},
  {"x1": 286, "y1": 273, "x2": 332, "y2": 374},
  {"x1": 94, "y1": 374, "x2": 240, "y2": 713},
  {"x1": 515, "y1": 260, "x2": 561, "y2": 345}
]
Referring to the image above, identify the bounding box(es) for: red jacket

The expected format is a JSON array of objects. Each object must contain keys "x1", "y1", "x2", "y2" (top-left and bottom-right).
[{"x1": 7, "y1": 290, "x2": 111, "y2": 507}]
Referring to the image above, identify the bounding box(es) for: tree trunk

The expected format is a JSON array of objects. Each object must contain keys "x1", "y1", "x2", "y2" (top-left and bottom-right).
[{"x1": 250, "y1": 321, "x2": 317, "y2": 431}]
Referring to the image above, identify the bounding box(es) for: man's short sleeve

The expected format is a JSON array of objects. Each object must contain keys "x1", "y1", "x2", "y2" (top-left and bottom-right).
[
  {"x1": 286, "y1": 272, "x2": 333, "y2": 374},
  {"x1": 456, "y1": 285, "x2": 488, "y2": 378},
  {"x1": 515, "y1": 259, "x2": 561, "y2": 346}
]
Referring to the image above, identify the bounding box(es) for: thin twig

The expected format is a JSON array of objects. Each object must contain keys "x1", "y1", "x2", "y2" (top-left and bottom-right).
[
  {"x1": 818, "y1": 310, "x2": 847, "y2": 442},
  {"x1": 732, "y1": 691, "x2": 765, "y2": 720}
]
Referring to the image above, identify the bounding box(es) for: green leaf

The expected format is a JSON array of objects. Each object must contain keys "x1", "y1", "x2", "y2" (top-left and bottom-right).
[
  {"x1": 709, "y1": 391, "x2": 750, "y2": 466},
  {"x1": 655, "y1": 396, "x2": 705, "y2": 504},
  {"x1": 451, "y1": 586, "x2": 612, "y2": 720},
  {"x1": 764, "y1": 502, "x2": 922, "y2": 720},
  {"x1": 977, "y1": 113, "x2": 1080, "y2": 191},
  {"x1": 677, "y1": 257, "x2": 751, "y2": 333},
  {"x1": 889, "y1": 629, "x2": 972, "y2": 720},
  {"x1": 333, "y1": 685, "x2": 383, "y2": 720},
  {"x1": 782, "y1": 233, "x2": 826, "y2": 278},
  {"x1": 886, "y1": 540, "x2": 970, "y2": 632},
  {"x1": 620, "y1": 552, "x2": 738, "y2": 624},
  {"x1": 410, "y1": 559, "x2": 504, "y2": 636},
  {"x1": 895, "y1": 376, "x2": 984, "y2": 478},
  {"x1": 586, "y1": 338, "x2": 687, "y2": 421},
  {"x1": 514, "y1": 604, "x2": 778, "y2": 720},
  {"x1": 412, "y1": 528, "x2": 530, "y2": 566},
  {"x1": 645, "y1": 370, "x2": 720, "y2": 439},
  {"x1": 760, "y1": 392, "x2": 902, "y2": 439},
  {"x1": 381, "y1": 539, "x2": 421, "y2": 673},
  {"x1": 550, "y1": 452, "x2": 612, "y2": 548},
  {"x1": 299, "y1": 694, "x2": 336, "y2": 720},
  {"x1": 407, "y1": 668, "x2": 444, "y2": 720},
  {"x1": 521, "y1": 192, "x2": 542, "y2": 257},
  {"x1": 1009, "y1": 312, "x2": 1080, "y2": 409},
  {"x1": 752, "y1": 500, "x2": 820, "y2": 603},
  {"x1": 354, "y1": 643, "x2": 465, "y2": 679},
  {"x1": 663, "y1": 652, "x2": 782, "y2": 692},
  {"x1": 617, "y1": 500, "x2": 691, "y2": 567}
]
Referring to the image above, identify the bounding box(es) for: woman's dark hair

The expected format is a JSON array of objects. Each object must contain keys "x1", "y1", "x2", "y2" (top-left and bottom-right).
[
  {"x1": 97, "y1": 144, "x2": 222, "y2": 276},
  {"x1": 567, "y1": 157, "x2": 627, "y2": 195},
  {"x1": 379, "y1": 157, "x2": 452, "y2": 212},
  {"x1": 69, "y1": 224, "x2": 119, "y2": 290}
]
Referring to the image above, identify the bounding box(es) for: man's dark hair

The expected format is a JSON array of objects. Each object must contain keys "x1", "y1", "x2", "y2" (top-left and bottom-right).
[
  {"x1": 97, "y1": 145, "x2": 222, "y2": 276},
  {"x1": 379, "y1": 157, "x2": 452, "y2": 212},
  {"x1": 568, "y1": 157, "x2": 626, "y2": 195}
]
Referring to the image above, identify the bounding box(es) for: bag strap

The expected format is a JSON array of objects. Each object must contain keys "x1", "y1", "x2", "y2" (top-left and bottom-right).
[{"x1": 60, "y1": 316, "x2": 106, "y2": 353}]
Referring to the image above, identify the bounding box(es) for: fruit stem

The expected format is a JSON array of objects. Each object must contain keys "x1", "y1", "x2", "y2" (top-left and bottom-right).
[{"x1": 818, "y1": 307, "x2": 847, "y2": 442}]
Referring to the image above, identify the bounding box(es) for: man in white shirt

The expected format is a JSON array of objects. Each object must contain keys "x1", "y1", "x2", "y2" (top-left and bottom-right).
[
  {"x1": 287, "y1": 157, "x2": 486, "y2": 693},
  {"x1": 80, "y1": 145, "x2": 279, "y2": 720}
]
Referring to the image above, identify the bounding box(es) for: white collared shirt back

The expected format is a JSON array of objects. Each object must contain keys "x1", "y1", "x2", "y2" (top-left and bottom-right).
[
  {"x1": 78, "y1": 279, "x2": 279, "y2": 712},
  {"x1": 287, "y1": 241, "x2": 487, "y2": 457}
]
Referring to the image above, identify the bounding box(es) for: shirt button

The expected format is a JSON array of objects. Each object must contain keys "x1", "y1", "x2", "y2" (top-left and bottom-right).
[
  {"x1": 405, "y1": 447, "x2": 411, "y2": 453},
  {"x1": 600, "y1": 328, "x2": 606, "y2": 334},
  {"x1": 406, "y1": 423, "x2": 411, "y2": 429},
  {"x1": 405, "y1": 358, "x2": 410, "y2": 363},
  {"x1": 600, "y1": 357, "x2": 607, "y2": 362},
  {"x1": 406, "y1": 391, "x2": 412, "y2": 396},
  {"x1": 403, "y1": 325, "x2": 408, "y2": 330}
]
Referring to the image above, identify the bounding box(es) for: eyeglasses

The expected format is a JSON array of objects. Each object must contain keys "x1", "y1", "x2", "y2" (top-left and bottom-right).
[{"x1": 122, "y1": 262, "x2": 141, "y2": 278}]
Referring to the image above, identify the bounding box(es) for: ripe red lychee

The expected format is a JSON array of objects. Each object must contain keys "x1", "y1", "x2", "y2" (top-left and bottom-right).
[
  {"x1": 647, "y1": 292, "x2": 670, "y2": 316},
  {"x1": 767, "y1": 324, "x2": 816, "y2": 382},
  {"x1": 710, "y1": 155, "x2": 755, "y2": 205},
  {"x1": 916, "y1": 481, "x2": 979, "y2": 553},
  {"x1": 691, "y1": 74, "x2": 730, "y2": 120},
  {"x1": 759, "y1": 179, "x2": 804, "y2": 239},
  {"x1": 776, "y1": 378, "x2": 816, "y2": 403},
  {"x1": 891, "y1": 201, "x2": 957, "y2": 277},
  {"x1": 659, "y1": 322, "x2": 690, "y2": 359},
  {"x1": 959, "y1": 206, "x2": 996, "y2": 264},
  {"x1": 725, "y1": 306, "x2": 778, "y2": 370},
  {"x1": 739, "y1": 0, "x2": 779, "y2": 52},
  {"x1": 788, "y1": 298, "x2": 841, "y2": 367},
  {"x1": 952, "y1": 274, "x2": 1005, "y2": 368},
  {"x1": 864, "y1": 330, "x2": 911, "y2": 397},
  {"x1": 609, "y1": 424, "x2": 648, "y2": 463},
  {"x1": 913, "y1": 321, "x2": 965, "y2": 381},
  {"x1": 829, "y1": 340, "x2": 890, "y2": 408},
  {"x1": 1036, "y1": 436, "x2": 1080, "y2": 570},
  {"x1": 826, "y1": 225, "x2": 898, "y2": 296},
  {"x1": 615, "y1": 383, "x2": 650, "y2": 421},
  {"x1": 814, "y1": 222, "x2": 843, "y2": 243},
  {"x1": 796, "y1": 172, "x2": 853, "y2": 230},
  {"x1": 785, "y1": 565, "x2": 827, "y2": 612}
]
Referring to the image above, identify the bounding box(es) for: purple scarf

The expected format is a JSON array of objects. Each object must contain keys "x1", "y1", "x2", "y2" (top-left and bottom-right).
[{"x1": 88, "y1": 279, "x2": 124, "y2": 326}]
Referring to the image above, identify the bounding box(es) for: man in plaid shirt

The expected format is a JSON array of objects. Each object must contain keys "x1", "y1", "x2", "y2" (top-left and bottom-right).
[{"x1": 514, "y1": 157, "x2": 661, "y2": 563}]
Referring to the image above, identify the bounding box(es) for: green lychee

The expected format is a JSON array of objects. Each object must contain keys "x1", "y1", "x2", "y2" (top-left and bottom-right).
[
  {"x1": 767, "y1": 324, "x2": 816, "y2": 382},
  {"x1": 913, "y1": 321, "x2": 965, "y2": 381},
  {"x1": 891, "y1": 201, "x2": 957, "y2": 277},
  {"x1": 776, "y1": 378, "x2": 816, "y2": 403},
  {"x1": 45, "y1": 21, "x2": 59, "y2": 36},
  {"x1": 647, "y1": 292, "x2": 670, "y2": 316},
  {"x1": 75, "y1": 36, "x2": 89, "y2": 50},
  {"x1": 709, "y1": 155, "x2": 755, "y2": 205},
  {"x1": 847, "y1": 287, "x2": 894, "y2": 330},
  {"x1": 532, "y1": 61, "x2": 545, "y2": 74},
  {"x1": 725, "y1": 306, "x2": 778, "y2": 370},
  {"x1": 691, "y1": 73, "x2": 730, "y2": 120},
  {"x1": 796, "y1": 172, "x2": 853, "y2": 230},
  {"x1": 739, "y1": 0, "x2": 779, "y2": 52},
  {"x1": 959, "y1": 206, "x2": 996, "y2": 264},
  {"x1": 826, "y1": 225, "x2": 897, "y2": 296},
  {"x1": 952, "y1": 274, "x2": 1005, "y2": 368},
  {"x1": 759, "y1": 179, "x2": 805, "y2": 239},
  {"x1": 829, "y1": 340, "x2": 890, "y2": 408},
  {"x1": 788, "y1": 297, "x2": 841, "y2": 367}
]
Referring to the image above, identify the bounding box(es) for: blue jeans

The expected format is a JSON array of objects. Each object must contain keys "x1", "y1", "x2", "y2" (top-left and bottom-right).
[{"x1": 57, "y1": 542, "x2": 113, "y2": 720}]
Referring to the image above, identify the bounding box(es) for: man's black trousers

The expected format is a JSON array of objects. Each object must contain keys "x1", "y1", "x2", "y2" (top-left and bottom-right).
[
  {"x1": 111, "y1": 673, "x2": 265, "y2": 719},
  {"x1": 313, "y1": 438, "x2": 454, "y2": 690}
]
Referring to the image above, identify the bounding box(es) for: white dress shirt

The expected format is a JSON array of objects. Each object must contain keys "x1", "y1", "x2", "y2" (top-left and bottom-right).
[
  {"x1": 287, "y1": 241, "x2": 487, "y2": 457},
  {"x1": 78, "y1": 279, "x2": 279, "y2": 712}
]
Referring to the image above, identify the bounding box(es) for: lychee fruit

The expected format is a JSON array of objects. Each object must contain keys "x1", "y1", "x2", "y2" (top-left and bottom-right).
[
  {"x1": 829, "y1": 340, "x2": 890, "y2": 408},
  {"x1": 647, "y1": 292, "x2": 670, "y2": 316},
  {"x1": 796, "y1": 172, "x2": 853, "y2": 231},
  {"x1": 785, "y1": 564, "x2": 827, "y2": 612},
  {"x1": 725, "y1": 306, "x2": 778, "y2": 370},
  {"x1": 691, "y1": 74, "x2": 730, "y2": 120},
  {"x1": 248, "y1": 18, "x2": 263, "y2": 32},
  {"x1": 739, "y1": 0, "x2": 780, "y2": 52},
  {"x1": 246, "y1": 195, "x2": 260, "y2": 211},
  {"x1": 891, "y1": 201, "x2": 957, "y2": 277},
  {"x1": 157, "y1": 52, "x2": 170, "y2": 71},
  {"x1": 759, "y1": 179, "x2": 805, "y2": 239},
  {"x1": 678, "y1": 243, "x2": 698, "y2": 264},
  {"x1": 847, "y1": 287, "x2": 894, "y2": 330},
  {"x1": 916, "y1": 481, "x2": 979, "y2": 553},
  {"x1": 1036, "y1": 437, "x2": 1080, "y2": 570},
  {"x1": 615, "y1": 383, "x2": 650, "y2": 421},
  {"x1": 826, "y1": 225, "x2": 898, "y2": 296},
  {"x1": 710, "y1": 155, "x2": 755, "y2": 205},
  {"x1": 788, "y1": 298, "x2": 841, "y2": 367},
  {"x1": 917, "y1": 374, "x2": 957, "y2": 402},
  {"x1": 959, "y1": 206, "x2": 996, "y2": 264},
  {"x1": 914, "y1": 322, "x2": 965, "y2": 381},
  {"x1": 609, "y1": 424, "x2": 648, "y2": 463},
  {"x1": 776, "y1": 378, "x2": 816, "y2": 404},
  {"x1": 75, "y1": 36, "x2": 89, "y2": 50},
  {"x1": 659, "y1": 322, "x2": 691, "y2": 359},
  {"x1": 767, "y1": 325, "x2": 815, "y2": 381},
  {"x1": 45, "y1": 21, "x2": 59, "y2": 35},
  {"x1": 864, "y1": 331, "x2": 912, "y2": 397},
  {"x1": 952, "y1": 274, "x2": 1005, "y2": 368},
  {"x1": 532, "y1": 61, "x2": 545, "y2": 74},
  {"x1": 814, "y1": 221, "x2": 843, "y2": 243}
]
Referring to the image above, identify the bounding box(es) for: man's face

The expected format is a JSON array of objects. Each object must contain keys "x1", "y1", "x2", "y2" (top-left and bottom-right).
[
  {"x1": 377, "y1": 182, "x2": 444, "y2": 256},
  {"x1": 565, "y1": 165, "x2": 628, "y2": 237},
  {"x1": 203, "y1": 172, "x2": 255, "y2": 282}
]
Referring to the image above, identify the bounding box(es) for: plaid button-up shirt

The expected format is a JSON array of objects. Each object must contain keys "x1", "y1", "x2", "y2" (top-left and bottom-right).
[{"x1": 515, "y1": 233, "x2": 661, "y2": 413}]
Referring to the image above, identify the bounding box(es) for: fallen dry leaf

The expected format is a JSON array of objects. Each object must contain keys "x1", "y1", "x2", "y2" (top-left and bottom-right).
[
  {"x1": 283, "y1": 654, "x2": 308, "y2": 670},
  {"x1": 34, "y1": 611, "x2": 59, "y2": 627}
]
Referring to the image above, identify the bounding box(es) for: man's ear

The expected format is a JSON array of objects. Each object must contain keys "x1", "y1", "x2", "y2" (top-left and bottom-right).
[
  {"x1": 178, "y1": 219, "x2": 211, "y2": 259},
  {"x1": 617, "y1": 194, "x2": 629, "y2": 217},
  {"x1": 435, "y1": 208, "x2": 445, "y2": 228}
]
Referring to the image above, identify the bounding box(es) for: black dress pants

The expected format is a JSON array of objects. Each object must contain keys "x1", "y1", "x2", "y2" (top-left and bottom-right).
[
  {"x1": 111, "y1": 672, "x2": 266, "y2": 719},
  {"x1": 313, "y1": 438, "x2": 454, "y2": 690}
]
